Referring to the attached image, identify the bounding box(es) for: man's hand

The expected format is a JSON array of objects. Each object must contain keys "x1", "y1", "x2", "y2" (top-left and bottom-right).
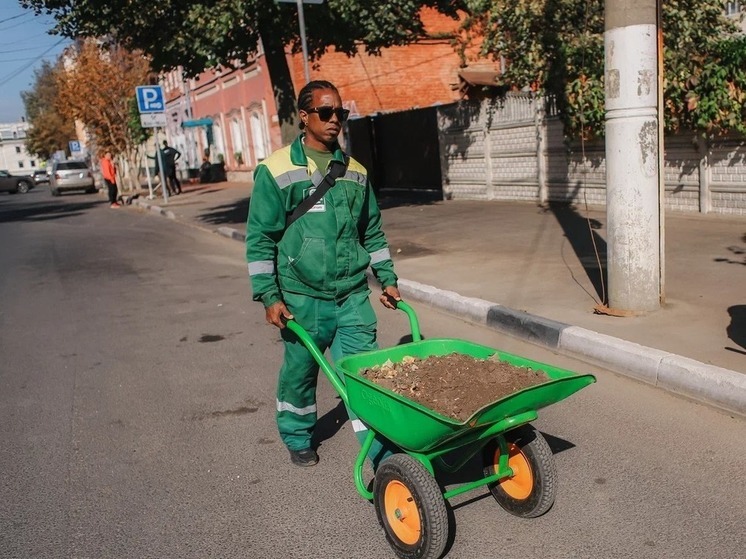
[
  {"x1": 380, "y1": 285, "x2": 402, "y2": 310},
  {"x1": 266, "y1": 301, "x2": 293, "y2": 328}
]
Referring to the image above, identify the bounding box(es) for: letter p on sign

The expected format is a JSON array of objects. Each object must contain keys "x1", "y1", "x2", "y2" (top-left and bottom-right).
[{"x1": 136, "y1": 86, "x2": 165, "y2": 113}]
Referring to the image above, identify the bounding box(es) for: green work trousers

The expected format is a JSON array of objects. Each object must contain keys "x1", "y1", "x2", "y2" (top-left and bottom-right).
[{"x1": 277, "y1": 289, "x2": 393, "y2": 467}]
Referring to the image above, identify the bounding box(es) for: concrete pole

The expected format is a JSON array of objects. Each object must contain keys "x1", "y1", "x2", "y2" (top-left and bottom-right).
[
  {"x1": 297, "y1": 0, "x2": 311, "y2": 83},
  {"x1": 604, "y1": 0, "x2": 661, "y2": 312}
]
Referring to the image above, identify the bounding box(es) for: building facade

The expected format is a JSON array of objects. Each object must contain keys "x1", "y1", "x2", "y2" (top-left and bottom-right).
[
  {"x1": 0, "y1": 122, "x2": 41, "y2": 175},
  {"x1": 160, "y1": 8, "x2": 485, "y2": 181}
]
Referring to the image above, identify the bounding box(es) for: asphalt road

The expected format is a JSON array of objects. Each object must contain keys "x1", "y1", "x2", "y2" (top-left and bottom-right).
[{"x1": 1, "y1": 190, "x2": 744, "y2": 559}]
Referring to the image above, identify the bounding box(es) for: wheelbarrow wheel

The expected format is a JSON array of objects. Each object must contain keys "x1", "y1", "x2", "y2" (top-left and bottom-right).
[
  {"x1": 483, "y1": 424, "x2": 557, "y2": 518},
  {"x1": 373, "y1": 454, "x2": 449, "y2": 559}
]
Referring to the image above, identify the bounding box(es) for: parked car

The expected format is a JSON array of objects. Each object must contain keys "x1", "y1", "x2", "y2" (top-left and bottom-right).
[
  {"x1": 0, "y1": 170, "x2": 35, "y2": 194},
  {"x1": 50, "y1": 160, "x2": 96, "y2": 196},
  {"x1": 32, "y1": 169, "x2": 50, "y2": 184}
]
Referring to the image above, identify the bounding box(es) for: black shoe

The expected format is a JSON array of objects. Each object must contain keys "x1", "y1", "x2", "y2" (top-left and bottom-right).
[{"x1": 289, "y1": 448, "x2": 318, "y2": 467}]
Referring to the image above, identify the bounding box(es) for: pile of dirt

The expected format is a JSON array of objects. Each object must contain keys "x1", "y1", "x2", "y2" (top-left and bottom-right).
[{"x1": 360, "y1": 353, "x2": 550, "y2": 422}]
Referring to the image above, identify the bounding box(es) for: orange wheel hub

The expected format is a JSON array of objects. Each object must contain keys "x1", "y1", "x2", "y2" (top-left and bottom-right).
[
  {"x1": 493, "y1": 443, "x2": 534, "y2": 500},
  {"x1": 384, "y1": 480, "x2": 421, "y2": 545}
]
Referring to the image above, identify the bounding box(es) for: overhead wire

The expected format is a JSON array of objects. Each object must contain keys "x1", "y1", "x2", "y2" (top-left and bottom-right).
[{"x1": 0, "y1": 37, "x2": 65, "y2": 87}]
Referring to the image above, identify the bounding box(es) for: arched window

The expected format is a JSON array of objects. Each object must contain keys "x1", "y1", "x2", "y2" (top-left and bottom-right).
[
  {"x1": 212, "y1": 121, "x2": 225, "y2": 163},
  {"x1": 230, "y1": 116, "x2": 246, "y2": 166},
  {"x1": 249, "y1": 112, "x2": 269, "y2": 162}
]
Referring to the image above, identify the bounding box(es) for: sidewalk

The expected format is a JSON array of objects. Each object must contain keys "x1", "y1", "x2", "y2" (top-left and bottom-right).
[{"x1": 131, "y1": 181, "x2": 746, "y2": 416}]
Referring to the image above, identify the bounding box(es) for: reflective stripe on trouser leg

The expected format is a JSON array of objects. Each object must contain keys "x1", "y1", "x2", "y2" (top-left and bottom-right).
[
  {"x1": 277, "y1": 294, "x2": 333, "y2": 451},
  {"x1": 330, "y1": 290, "x2": 395, "y2": 469}
]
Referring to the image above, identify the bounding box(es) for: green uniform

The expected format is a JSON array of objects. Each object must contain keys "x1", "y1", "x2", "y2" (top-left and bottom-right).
[{"x1": 246, "y1": 135, "x2": 398, "y2": 465}]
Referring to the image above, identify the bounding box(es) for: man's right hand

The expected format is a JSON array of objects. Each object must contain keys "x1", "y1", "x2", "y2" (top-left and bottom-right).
[{"x1": 266, "y1": 301, "x2": 293, "y2": 328}]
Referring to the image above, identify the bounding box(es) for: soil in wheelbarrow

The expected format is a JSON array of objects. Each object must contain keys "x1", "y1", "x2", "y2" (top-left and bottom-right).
[{"x1": 360, "y1": 354, "x2": 549, "y2": 422}]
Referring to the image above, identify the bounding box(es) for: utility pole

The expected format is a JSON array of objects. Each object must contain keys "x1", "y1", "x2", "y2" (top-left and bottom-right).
[
  {"x1": 276, "y1": 0, "x2": 324, "y2": 84},
  {"x1": 604, "y1": 0, "x2": 661, "y2": 313}
]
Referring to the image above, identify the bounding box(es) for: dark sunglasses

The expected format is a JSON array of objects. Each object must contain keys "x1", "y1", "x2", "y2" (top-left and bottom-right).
[{"x1": 306, "y1": 106, "x2": 350, "y2": 122}]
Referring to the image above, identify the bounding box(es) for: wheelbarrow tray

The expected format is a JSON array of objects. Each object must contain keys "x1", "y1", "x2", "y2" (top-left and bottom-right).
[{"x1": 336, "y1": 338, "x2": 595, "y2": 453}]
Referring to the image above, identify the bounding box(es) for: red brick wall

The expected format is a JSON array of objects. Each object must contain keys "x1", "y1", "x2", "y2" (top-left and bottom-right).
[{"x1": 289, "y1": 8, "x2": 467, "y2": 116}]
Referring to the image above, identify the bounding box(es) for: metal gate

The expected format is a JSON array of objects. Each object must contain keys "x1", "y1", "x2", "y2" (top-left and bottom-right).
[{"x1": 346, "y1": 106, "x2": 442, "y2": 199}]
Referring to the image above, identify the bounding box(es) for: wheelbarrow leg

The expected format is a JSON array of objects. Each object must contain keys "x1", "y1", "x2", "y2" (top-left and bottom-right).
[{"x1": 353, "y1": 430, "x2": 377, "y2": 500}]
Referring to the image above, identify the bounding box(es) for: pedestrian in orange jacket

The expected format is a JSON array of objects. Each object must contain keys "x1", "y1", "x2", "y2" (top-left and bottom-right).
[{"x1": 100, "y1": 152, "x2": 119, "y2": 208}]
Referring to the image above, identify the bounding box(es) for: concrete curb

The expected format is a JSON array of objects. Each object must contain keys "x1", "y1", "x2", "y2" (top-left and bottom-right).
[{"x1": 134, "y1": 200, "x2": 745, "y2": 417}]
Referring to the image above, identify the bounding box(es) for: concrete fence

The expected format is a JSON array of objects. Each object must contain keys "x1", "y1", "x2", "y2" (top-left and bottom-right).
[{"x1": 437, "y1": 95, "x2": 746, "y2": 216}]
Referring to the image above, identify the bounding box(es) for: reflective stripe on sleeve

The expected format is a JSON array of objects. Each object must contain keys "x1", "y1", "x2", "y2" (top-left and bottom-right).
[
  {"x1": 248, "y1": 261, "x2": 275, "y2": 276},
  {"x1": 343, "y1": 170, "x2": 367, "y2": 187},
  {"x1": 369, "y1": 248, "x2": 391, "y2": 265},
  {"x1": 276, "y1": 399, "x2": 317, "y2": 416}
]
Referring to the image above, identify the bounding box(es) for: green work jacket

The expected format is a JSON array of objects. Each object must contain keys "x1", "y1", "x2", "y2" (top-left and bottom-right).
[{"x1": 246, "y1": 135, "x2": 398, "y2": 307}]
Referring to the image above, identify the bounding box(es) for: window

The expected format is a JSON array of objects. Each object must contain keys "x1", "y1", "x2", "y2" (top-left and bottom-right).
[
  {"x1": 30, "y1": 160, "x2": 36, "y2": 167},
  {"x1": 15, "y1": 146, "x2": 21, "y2": 153},
  {"x1": 18, "y1": 161, "x2": 24, "y2": 168},
  {"x1": 230, "y1": 116, "x2": 245, "y2": 166},
  {"x1": 249, "y1": 112, "x2": 269, "y2": 162},
  {"x1": 726, "y1": 1, "x2": 743, "y2": 15}
]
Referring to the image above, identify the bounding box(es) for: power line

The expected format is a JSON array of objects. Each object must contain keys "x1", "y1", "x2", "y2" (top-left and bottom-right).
[
  {"x1": 0, "y1": 38, "x2": 65, "y2": 88},
  {"x1": 0, "y1": 12, "x2": 31, "y2": 25}
]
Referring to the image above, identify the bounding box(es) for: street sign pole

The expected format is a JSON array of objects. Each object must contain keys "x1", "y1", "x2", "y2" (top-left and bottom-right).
[
  {"x1": 277, "y1": 0, "x2": 324, "y2": 84},
  {"x1": 297, "y1": 0, "x2": 311, "y2": 83},
  {"x1": 136, "y1": 85, "x2": 169, "y2": 202}
]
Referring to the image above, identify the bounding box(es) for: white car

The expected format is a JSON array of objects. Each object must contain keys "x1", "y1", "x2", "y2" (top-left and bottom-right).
[{"x1": 50, "y1": 160, "x2": 96, "y2": 196}]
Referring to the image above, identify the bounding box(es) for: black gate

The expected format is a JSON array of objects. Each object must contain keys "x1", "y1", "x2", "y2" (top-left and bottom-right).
[{"x1": 346, "y1": 106, "x2": 443, "y2": 199}]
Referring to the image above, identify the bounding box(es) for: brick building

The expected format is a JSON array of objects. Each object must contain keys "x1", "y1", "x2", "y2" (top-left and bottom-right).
[{"x1": 161, "y1": 8, "x2": 490, "y2": 181}]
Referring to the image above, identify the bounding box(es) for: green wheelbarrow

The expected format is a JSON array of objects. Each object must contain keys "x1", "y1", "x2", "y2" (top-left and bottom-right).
[{"x1": 285, "y1": 300, "x2": 596, "y2": 559}]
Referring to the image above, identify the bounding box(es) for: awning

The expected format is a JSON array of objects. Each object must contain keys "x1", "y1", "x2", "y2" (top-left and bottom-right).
[
  {"x1": 458, "y1": 66, "x2": 503, "y2": 87},
  {"x1": 182, "y1": 118, "x2": 214, "y2": 128}
]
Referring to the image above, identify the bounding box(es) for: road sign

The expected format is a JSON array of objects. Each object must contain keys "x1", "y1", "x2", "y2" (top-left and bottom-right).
[
  {"x1": 136, "y1": 85, "x2": 165, "y2": 113},
  {"x1": 69, "y1": 140, "x2": 81, "y2": 153},
  {"x1": 140, "y1": 113, "x2": 167, "y2": 128}
]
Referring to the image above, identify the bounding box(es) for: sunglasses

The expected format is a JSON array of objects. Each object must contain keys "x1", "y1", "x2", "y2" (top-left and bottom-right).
[{"x1": 306, "y1": 106, "x2": 350, "y2": 122}]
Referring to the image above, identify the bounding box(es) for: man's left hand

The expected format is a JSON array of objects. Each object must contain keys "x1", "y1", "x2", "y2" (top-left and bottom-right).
[{"x1": 380, "y1": 285, "x2": 401, "y2": 310}]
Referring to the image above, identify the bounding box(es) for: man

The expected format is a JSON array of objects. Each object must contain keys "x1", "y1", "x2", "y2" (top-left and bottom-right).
[
  {"x1": 246, "y1": 80, "x2": 401, "y2": 467},
  {"x1": 100, "y1": 151, "x2": 119, "y2": 208},
  {"x1": 161, "y1": 140, "x2": 182, "y2": 194}
]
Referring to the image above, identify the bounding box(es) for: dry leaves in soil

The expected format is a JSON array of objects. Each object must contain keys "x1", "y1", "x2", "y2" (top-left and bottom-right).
[{"x1": 360, "y1": 353, "x2": 549, "y2": 422}]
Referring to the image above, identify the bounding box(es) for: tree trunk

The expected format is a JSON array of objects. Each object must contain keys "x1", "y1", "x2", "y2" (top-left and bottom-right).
[{"x1": 260, "y1": 31, "x2": 299, "y2": 146}]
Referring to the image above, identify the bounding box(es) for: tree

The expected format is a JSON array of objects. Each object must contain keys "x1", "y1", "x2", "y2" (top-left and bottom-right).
[
  {"x1": 22, "y1": 0, "x2": 463, "y2": 144},
  {"x1": 55, "y1": 39, "x2": 152, "y2": 190},
  {"x1": 22, "y1": 60, "x2": 77, "y2": 161},
  {"x1": 458, "y1": 0, "x2": 745, "y2": 139}
]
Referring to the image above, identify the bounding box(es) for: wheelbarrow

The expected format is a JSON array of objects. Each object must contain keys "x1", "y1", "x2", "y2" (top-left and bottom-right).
[{"x1": 285, "y1": 300, "x2": 596, "y2": 559}]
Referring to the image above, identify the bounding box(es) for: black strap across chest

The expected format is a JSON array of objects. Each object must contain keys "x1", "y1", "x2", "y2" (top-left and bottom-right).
[{"x1": 286, "y1": 156, "x2": 349, "y2": 227}]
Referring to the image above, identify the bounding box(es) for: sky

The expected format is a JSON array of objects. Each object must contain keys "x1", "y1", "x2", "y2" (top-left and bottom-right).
[{"x1": 0, "y1": 1, "x2": 72, "y2": 123}]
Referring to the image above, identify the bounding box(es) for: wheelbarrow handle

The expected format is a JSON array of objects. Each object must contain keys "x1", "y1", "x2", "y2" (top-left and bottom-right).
[
  {"x1": 282, "y1": 299, "x2": 422, "y2": 404},
  {"x1": 283, "y1": 318, "x2": 351, "y2": 407},
  {"x1": 388, "y1": 298, "x2": 422, "y2": 342}
]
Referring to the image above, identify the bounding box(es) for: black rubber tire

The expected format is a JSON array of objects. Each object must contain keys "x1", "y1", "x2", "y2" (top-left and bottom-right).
[
  {"x1": 16, "y1": 181, "x2": 30, "y2": 194},
  {"x1": 483, "y1": 424, "x2": 557, "y2": 518},
  {"x1": 50, "y1": 188, "x2": 60, "y2": 197},
  {"x1": 373, "y1": 454, "x2": 449, "y2": 559}
]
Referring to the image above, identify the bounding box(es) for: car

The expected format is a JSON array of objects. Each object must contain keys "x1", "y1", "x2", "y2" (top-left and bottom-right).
[
  {"x1": 32, "y1": 169, "x2": 50, "y2": 184},
  {"x1": 50, "y1": 160, "x2": 96, "y2": 196},
  {"x1": 0, "y1": 169, "x2": 35, "y2": 194}
]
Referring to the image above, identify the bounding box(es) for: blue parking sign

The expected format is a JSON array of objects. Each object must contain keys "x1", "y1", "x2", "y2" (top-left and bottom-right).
[
  {"x1": 136, "y1": 85, "x2": 165, "y2": 113},
  {"x1": 69, "y1": 140, "x2": 81, "y2": 153}
]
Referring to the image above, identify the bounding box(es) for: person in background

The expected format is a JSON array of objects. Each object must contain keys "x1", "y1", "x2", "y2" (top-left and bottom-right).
[
  {"x1": 245, "y1": 80, "x2": 401, "y2": 468},
  {"x1": 100, "y1": 151, "x2": 119, "y2": 208},
  {"x1": 161, "y1": 140, "x2": 182, "y2": 195}
]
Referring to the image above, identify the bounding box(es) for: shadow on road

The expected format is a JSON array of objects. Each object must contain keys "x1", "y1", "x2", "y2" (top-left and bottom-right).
[
  {"x1": 197, "y1": 197, "x2": 251, "y2": 226},
  {"x1": 726, "y1": 305, "x2": 746, "y2": 355},
  {"x1": 0, "y1": 199, "x2": 102, "y2": 223}
]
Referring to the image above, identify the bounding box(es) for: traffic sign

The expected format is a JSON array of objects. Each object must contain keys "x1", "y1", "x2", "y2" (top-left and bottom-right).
[
  {"x1": 136, "y1": 85, "x2": 165, "y2": 113},
  {"x1": 69, "y1": 140, "x2": 81, "y2": 153},
  {"x1": 140, "y1": 113, "x2": 167, "y2": 128}
]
